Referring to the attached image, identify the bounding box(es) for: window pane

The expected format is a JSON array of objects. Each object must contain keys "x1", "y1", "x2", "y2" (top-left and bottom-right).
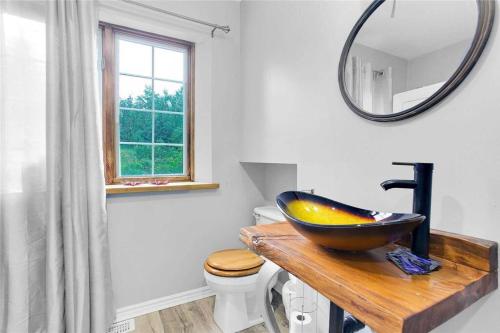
[
  {"x1": 120, "y1": 144, "x2": 152, "y2": 176},
  {"x1": 119, "y1": 75, "x2": 153, "y2": 110},
  {"x1": 154, "y1": 113, "x2": 183, "y2": 144},
  {"x1": 119, "y1": 39, "x2": 152, "y2": 76},
  {"x1": 154, "y1": 146, "x2": 183, "y2": 175},
  {"x1": 154, "y1": 80, "x2": 183, "y2": 112},
  {"x1": 119, "y1": 109, "x2": 152, "y2": 143},
  {"x1": 154, "y1": 47, "x2": 184, "y2": 81}
]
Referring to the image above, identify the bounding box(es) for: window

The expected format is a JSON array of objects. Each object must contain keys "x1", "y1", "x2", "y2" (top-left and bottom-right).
[{"x1": 101, "y1": 23, "x2": 194, "y2": 184}]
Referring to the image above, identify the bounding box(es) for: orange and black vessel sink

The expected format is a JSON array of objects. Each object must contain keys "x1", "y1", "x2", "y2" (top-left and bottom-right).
[{"x1": 276, "y1": 191, "x2": 425, "y2": 251}]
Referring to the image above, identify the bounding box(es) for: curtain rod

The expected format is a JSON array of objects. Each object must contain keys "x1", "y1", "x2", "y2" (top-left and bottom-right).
[{"x1": 119, "y1": 0, "x2": 231, "y2": 37}]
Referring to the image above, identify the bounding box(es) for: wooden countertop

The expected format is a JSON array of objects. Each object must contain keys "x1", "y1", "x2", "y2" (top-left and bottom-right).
[{"x1": 240, "y1": 222, "x2": 498, "y2": 333}]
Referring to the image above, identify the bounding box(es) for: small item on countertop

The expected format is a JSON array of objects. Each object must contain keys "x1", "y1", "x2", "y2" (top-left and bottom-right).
[
  {"x1": 123, "y1": 181, "x2": 142, "y2": 186},
  {"x1": 386, "y1": 247, "x2": 440, "y2": 275},
  {"x1": 150, "y1": 179, "x2": 169, "y2": 185}
]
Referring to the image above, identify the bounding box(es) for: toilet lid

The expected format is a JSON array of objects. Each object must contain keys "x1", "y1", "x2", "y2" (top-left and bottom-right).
[
  {"x1": 204, "y1": 261, "x2": 262, "y2": 277},
  {"x1": 206, "y1": 249, "x2": 264, "y2": 271}
]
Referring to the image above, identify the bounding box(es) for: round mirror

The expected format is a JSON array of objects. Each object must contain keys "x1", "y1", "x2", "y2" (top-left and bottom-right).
[{"x1": 339, "y1": 0, "x2": 494, "y2": 122}]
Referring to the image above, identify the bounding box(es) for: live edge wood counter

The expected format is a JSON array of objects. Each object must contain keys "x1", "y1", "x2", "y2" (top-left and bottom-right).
[{"x1": 240, "y1": 222, "x2": 498, "y2": 333}]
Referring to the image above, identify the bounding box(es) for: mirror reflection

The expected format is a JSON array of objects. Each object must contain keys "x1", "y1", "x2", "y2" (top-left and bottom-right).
[{"x1": 344, "y1": 0, "x2": 478, "y2": 115}]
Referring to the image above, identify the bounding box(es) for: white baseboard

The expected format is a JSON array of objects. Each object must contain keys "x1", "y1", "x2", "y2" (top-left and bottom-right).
[
  {"x1": 249, "y1": 317, "x2": 264, "y2": 327},
  {"x1": 114, "y1": 286, "x2": 215, "y2": 323}
]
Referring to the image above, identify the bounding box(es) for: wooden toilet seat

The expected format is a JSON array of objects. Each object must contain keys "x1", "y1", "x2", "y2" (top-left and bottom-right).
[
  {"x1": 205, "y1": 249, "x2": 264, "y2": 277},
  {"x1": 204, "y1": 261, "x2": 262, "y2": 277}
]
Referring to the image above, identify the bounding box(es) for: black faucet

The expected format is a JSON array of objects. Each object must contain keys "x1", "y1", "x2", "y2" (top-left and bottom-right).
[{"x1": 381, "y1": 162, "x2": 434, "y2": 258}]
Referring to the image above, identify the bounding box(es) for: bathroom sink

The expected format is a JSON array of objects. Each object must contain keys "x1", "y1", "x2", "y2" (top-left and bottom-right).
[{"x1": 276, "y1": 191, "x2": 425, "y2": 251}]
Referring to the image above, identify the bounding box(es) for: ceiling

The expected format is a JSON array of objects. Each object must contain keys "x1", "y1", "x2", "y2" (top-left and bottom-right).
[{"x1": 354, "y1": 0, "x2": 478, "y2": 60}]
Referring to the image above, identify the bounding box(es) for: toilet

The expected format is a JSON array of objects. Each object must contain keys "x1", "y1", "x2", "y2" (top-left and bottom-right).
[{"x1": 204, "y1": 206, "x2": 285, "y2": 333}]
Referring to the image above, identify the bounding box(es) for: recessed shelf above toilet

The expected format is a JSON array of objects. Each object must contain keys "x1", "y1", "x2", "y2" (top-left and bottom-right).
[{"x1": 240, "y1": 162, "x2": 298, "y2": 205}]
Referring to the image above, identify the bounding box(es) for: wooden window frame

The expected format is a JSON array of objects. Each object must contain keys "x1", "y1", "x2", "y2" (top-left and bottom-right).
[{"x1": 101, "y1": 22, "x2": 195, "y2": 185}]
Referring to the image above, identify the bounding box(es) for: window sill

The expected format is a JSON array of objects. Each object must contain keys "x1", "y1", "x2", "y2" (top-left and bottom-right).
[{"x1": 106, "y1": 181, "x2": 219, "y2": 195}]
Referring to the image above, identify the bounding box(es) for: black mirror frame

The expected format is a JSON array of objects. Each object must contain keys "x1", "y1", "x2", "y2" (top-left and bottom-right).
[{"x1": 338, "y1": 0, "x2": 495, "y2": 122}]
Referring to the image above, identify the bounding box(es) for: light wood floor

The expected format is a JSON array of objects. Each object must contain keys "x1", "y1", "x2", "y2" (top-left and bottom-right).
[{"x1": 132, "y1": 292, "x2": 288, "y2": 333}]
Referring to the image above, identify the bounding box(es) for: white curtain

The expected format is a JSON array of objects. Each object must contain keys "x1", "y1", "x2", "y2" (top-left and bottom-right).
[
  {"x1": 0, "y1": 2, "x2": 48, "y2": 332},
  {"x1": 345, "y1": 55, "x2": 394, "y2": 115},
  {"x1": 0, "y1": 1, "x2": 114, "y2": 332},
  {"x1": 345, "y1": 56, "x2": 373, "y2": 112}
]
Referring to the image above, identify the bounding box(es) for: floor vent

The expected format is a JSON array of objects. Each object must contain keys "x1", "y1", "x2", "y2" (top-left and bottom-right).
[{"x1": 108, "y1": 319, "x2": 135, "y2": 333}]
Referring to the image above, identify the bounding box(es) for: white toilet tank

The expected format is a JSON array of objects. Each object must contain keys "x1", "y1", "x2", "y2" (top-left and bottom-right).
[{"x1": 253, "y1": 206, "x2": 285, "y2": 225}]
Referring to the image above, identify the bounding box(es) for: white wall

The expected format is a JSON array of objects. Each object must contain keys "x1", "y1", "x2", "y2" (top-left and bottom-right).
[
  {"x1": 101, "y1": 1, "x2": 266, "y2": 308},
  {"x1": 407, "y1": 40, "x2": 472, "y2": 90},
  {"x1": 240, "y1": 1, "x2": 500, "y2": 332}
]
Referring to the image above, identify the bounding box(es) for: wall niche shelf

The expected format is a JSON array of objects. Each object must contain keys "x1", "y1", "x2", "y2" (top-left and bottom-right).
[
  {"x1": 240, "y1": 162, "x2": 298, "y2": 204},
  {"x1": 240, "y1": 222, "x2": 498, "y2": 333}
]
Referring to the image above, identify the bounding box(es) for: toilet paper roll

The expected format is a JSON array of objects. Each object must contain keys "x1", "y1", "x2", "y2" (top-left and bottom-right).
[
  {"x1": 282, "y1": 280, "x2": 296, "y2": 320},
  {"x1": 290, "y1": 311, "x2": 314, "y2": 333}
]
